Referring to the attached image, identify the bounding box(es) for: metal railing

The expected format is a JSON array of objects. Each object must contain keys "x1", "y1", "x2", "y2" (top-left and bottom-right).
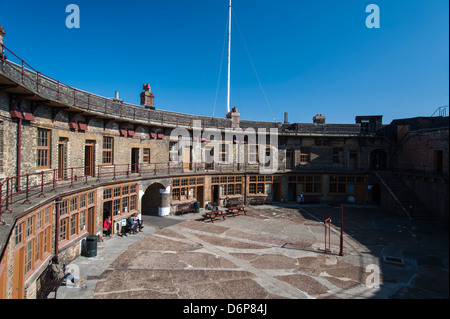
[{"x1": 0, "y1": 43, "x2": 281, "y2": 130}]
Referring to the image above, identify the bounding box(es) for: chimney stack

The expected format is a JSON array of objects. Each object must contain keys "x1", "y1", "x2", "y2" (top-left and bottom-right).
[
  {"x1": 284, "y1": 112, "x2": 289, "y2": 124},
  {"x1": 313, "y1": 114, "x2": 326, "y2": 124},
  {"x1": 226, "y1": 106, "x2": 240, "y2": 128},
  {"x1": 0, "y1": 25, "x2": 5, "y2": 47},
  {"x1": 140, "y1": 83, "x2": 155, "y2": 109}
]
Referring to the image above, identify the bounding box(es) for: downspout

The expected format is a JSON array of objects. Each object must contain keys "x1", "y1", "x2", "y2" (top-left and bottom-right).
[
  {"x1": 16, "y1": 117, "x2": 21, "y2": 192},
  {"x1": 55, "y1": 197, "x2": 62, "y2": 261}
]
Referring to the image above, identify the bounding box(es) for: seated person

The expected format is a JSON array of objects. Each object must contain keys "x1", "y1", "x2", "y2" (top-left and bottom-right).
[{"x1": 126, "y1": 216, "x2": 138, "y2": 234}]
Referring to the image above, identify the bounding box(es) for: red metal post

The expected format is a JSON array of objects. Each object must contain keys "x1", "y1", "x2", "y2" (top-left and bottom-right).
[
  {"x1": 55, "y1": 197, "x2": 62, "y2": 261},
  {"x1": 23, "y1": 174, "x2": 31, "y2": 204},
  {"x1": 339, "y1": 204, "x2": 344, "y2": 256},
  {"x1": 324, "y1": 218, "x2": 332, "y2": 252},
  {"x1": 38, "y1": 171, "x2": 46, "y2": 198}
]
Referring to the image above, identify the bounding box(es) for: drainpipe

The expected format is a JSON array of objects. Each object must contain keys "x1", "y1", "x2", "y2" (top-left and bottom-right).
[
  {"x1": 16, "y1": 117, "x2": 21, "y2": 192},
  {"x1": 55, "y1": 197, "x2": 62, "y2": 261}
]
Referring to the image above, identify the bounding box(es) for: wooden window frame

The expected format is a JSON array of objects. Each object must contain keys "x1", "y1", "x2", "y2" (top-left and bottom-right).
[
  {"x1": 102, "y1": 136, "x2": 114, "y2": 165},
  {"x1": 143, "y1": 148, "x2": 151, "y2": 164},
  {"x1": 102, "y1": 183, "x2": 138, "y2": 218},
  {"x1": 172, "y1": 177, "x2": 204, "y2": 203},
  {"x1": 332, "y1": 147, "x2": 344, "y2": 164},
  {"x1": 210, "y1": 175, "x2": 243, "y2": 198},
  {"x1": 37, "y1": 128, "x2": 50, "y2": 169}
]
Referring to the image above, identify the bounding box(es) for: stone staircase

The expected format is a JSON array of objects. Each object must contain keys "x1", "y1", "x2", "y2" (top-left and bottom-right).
[{"x1": 375, "y1": 171, "x2": 434, "y2": 220}]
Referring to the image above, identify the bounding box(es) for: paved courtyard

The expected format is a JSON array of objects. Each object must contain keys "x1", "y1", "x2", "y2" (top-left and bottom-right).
[{"x1": 57, "y1": 204, "x2": 449, "y2": 300}]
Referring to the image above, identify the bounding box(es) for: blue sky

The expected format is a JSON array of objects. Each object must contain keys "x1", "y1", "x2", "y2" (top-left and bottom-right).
[{"x1": 0, "y1": 0, "x2": 448, "y2": 124}]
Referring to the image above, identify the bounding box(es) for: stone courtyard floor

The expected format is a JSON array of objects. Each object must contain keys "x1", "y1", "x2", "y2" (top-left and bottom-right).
[{"x1": 57, "y1": 204, "x2": 449, "y2": 300}]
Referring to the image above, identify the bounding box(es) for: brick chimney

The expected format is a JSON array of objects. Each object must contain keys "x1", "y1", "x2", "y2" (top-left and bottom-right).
[
  {"x1": 0, "y1": 25, "x2": 5, "y2": 46},
  {"x1": 227, "y1": 107, "x2": 240, "y2": 128},
  {"x1": 313, "y1": 114, "x2": 325, "y2": 124},
  {"x1": 140, "y1": 83, "x2": 155, "y2": 109}
]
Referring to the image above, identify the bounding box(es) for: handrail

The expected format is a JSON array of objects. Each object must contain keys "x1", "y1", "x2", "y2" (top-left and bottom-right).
[{"x1": 0, "y1": 43, "x2": 280, "y2": 130}]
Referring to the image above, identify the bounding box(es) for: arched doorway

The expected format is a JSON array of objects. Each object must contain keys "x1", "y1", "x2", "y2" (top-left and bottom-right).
[
  {"x1": 370, "y1": 149, "x2": 388, "y2": 170},
  {"x1": 141, "y1": 183, "x2": 166, "y2": 216}
]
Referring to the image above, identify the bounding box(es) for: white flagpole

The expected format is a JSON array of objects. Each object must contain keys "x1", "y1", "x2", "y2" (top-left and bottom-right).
[{"x1": 227, "y1": 0, "x2": 232, "y2": 114}]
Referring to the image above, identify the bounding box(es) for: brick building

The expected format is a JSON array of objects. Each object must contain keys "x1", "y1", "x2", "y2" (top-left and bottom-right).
[{"x1": 0, "y1": 27, "x2": 448, "y2": 299}]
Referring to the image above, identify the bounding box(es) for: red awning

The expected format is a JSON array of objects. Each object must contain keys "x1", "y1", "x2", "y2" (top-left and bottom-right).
[
  {"x1": 78, "y1": 122, "x2": 88, "y2": 131},
  {"x1": 22, "y1": 112, "x2": 35, "y2": 121},
  {"x1": 69, "y1": 121, "x2": 79, "y2": 130},
  {"x1": 10, "y1": 110, "x2": 23, "y2": 119},
  {"x1": 127, "y1": 129, "x2": 135, "y2": 136},
  {"x1": 120, "y1": 128, "x2": 127, "y2": 136},
  {"x1": 150, "y1": 133, "x2": 157, "y2": 139},
  {"x1": 157, "y1": 133, "x2": 165, "y2": 139}
]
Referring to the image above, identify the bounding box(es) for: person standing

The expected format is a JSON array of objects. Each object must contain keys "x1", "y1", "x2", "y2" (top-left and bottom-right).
[{"x1": 103, "y1": 215, "x2": 112, "y2": 237}]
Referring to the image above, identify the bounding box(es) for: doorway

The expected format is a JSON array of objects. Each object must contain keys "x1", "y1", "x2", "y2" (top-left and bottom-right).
[
  {"x1": 211, "y1": 185, "x2": 220, "y2": 205},
  {"x1": 272, "y1": 183, "x2": 282, "y2": 202},
  {"x1": 141, "y1": 183, "x2": 165, "y2": 216},
  {"x1": 288, "y1": 183, "x2": 296, "y2": 202},
  {"x1": 58, "y1": 138, "x2": 67, "y2": 180},
  {"x1": 184, "y1": 146, "x2": 191, "y2": 171},
  {"x1": 349, "y1": 151, "x2": 358, "y2": 170},
  {"x1": 196, "y1": 186, "x2": 205, "y2": 208},
  {"x1": 131, "y1": 148, "x2": 139, "y2": 173},
  {"x1": 85, "y1": 141, "x2": 95, "y2": 177}
]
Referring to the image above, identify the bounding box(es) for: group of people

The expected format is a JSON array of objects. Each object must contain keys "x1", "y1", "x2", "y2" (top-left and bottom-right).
[{"x1": 103, "y1": 213, "x2": 144, "y2": 237}]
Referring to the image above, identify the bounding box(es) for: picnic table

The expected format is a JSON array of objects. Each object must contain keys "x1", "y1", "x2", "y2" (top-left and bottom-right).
[
  {"x1": 202, "y1": 210, "x2": 226, "y2": 223},
  {"x1": 225, "y1": 206, "x2": 248, "y2": 217}
]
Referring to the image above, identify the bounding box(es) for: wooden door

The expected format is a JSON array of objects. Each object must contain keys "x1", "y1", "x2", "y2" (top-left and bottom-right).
[
  {"x1": 196, "y1": 186, "x2": 204, "y2": 208},
  {"x1": 58, "y1": 141, "x2": 65, "y2": 179},
  {"x1": 131, "y1": 148, "x2": 139, "y2": 173},
  {"x1": 183, "y1": 147, "x2": 191, "y2": 170},
  {"x1": 85, "y1": 143, "x2": 95, "y2": 177},
  {"x1": 87, "y1": 207, "x2": 96, "y2": 235},
  {"x1": 12, "y1": 248, "x2": 24, "y2": 299}
]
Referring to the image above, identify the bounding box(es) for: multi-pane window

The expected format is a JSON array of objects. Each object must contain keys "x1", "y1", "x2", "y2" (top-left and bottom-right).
[
  {"x1": 37, "y1": 128, "x2": 50, "y2": 169},
  {"x1": 172, "y1": 177, "x2": 204, "y2": 202},
  {"x1": 249, "y1": 144, "x2": 258, "y2": 163},
  {"x1": 211, "y1": 176, "x2": 243, "y2": 198},
  {"x1": 59, "y1": 191, "x2": 95, "y2": 243},
  {"x1": 333, "y1": 147, "x2": 344, "y2": 164},
  {"x1": 329, "y1": 175, "x2": 366, "y2": 194},
  {"x1": 143, "y1": 148, "x2": 150, "y2": 164},
  {"x1": 248, "y1": 175, "x2": 278, "y2": 195},
  {"x1": 14, "y1": 204, "x2": 53, "y2": 279},
  {"x1": 103, "y1": 183, "x2": 138, "y2": 218},
  {"x1": 102, "y1": 136, "x2": 114, "y2": 165},
  {"x1": 300, "y1": 147, "x2": 311, "y2": 164},
  {"x1": 289, "y1": 175, "x2": 322, "y2": 194}
]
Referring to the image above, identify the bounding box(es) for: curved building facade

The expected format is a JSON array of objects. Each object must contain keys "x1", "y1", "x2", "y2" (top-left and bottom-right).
[{"x1": 0, "y1": 26, "x2": 447, "y2": 299}]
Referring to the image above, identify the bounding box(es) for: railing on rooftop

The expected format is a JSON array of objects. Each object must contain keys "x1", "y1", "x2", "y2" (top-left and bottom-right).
[{"x1": 0, "y1": 43, "x2": 283, "y2": 130}]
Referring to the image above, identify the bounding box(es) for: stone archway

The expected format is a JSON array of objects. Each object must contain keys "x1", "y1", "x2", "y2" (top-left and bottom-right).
[{"x1": 141, "y1": 183, "x2": 167, "y2": 216}]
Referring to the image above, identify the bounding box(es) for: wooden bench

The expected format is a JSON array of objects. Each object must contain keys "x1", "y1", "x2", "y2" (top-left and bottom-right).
[
  {"x1": 225, "y1": 197, "x2": 243, "y2": 208},
  {"x1": 36, "y1": 263, "x2": 65, "y2": 299},
  {"x1": 226, "y1": 206, "x2": 248, "y2": 217},
  {"x1": 249, "y1": 197, "x2": 266, "y2": 205},
  {"x1": 202, "y1": 210, "x2": 225, "y2": 223},
  {"x1": 176, "y1": 202, "x2": 195, "y2": 215}
]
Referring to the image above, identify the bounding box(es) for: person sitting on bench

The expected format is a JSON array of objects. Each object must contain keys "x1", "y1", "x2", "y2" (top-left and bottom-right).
[{"x1": 126, "y1": 215, "x2": 139, "y2": 234}]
